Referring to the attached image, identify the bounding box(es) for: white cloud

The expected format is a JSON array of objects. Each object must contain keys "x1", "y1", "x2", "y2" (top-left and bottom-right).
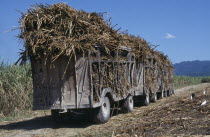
[{"x1": 164, "y1": 33, "x2": 176, "y2": 39}]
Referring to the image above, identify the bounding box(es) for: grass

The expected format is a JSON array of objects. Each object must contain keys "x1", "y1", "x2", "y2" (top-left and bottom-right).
[
  {"x1": 0, "y1": 116, "x2": 16, "y2": 122},
  {"x1": 0, "y1": 61, "x2": 33, "y2": 117},
  {"x1": 174, "y1": 75, "x2": 210, "y2": 89}
]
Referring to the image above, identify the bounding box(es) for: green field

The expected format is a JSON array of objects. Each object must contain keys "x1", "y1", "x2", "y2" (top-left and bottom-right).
[{"x1": 174, "y1": 75, "x2": 210, "y2": 89}]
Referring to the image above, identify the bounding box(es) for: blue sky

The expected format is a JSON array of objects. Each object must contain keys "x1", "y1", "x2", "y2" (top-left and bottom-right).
[{"x1": 0, "y1": 0, "x2": 209, "y2": 64}]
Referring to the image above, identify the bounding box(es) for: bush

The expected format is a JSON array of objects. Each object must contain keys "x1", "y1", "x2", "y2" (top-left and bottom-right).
[
  {"x1": 0, "y1": 61, "x2": 33, "y2": 117},
  {"x1": 201, "y1": 77, "x2": 210, "y2": 83},
  {"x1": 174, "y1": 76, "x2": 203, "y2": 89}
]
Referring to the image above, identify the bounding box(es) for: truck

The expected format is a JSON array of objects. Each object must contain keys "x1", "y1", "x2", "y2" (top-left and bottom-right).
[{"x1": 31, "y1": 46, "x2": 174, "y2": 123}]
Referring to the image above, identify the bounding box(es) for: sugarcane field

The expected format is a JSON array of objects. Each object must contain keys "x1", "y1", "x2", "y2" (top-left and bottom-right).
[{"x1": 0, "y1": 2, "x2": 210, "y2": 137}]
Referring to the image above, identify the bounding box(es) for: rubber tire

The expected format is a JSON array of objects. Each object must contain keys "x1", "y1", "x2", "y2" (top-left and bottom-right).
[
  {"x1": 151, "y1": 93, "x2": 157, "y2": 103},
  {"x1": 164, "y1": 91, "x2": 167, "y2": 97},
  {"x1": 143, "y1": 94, "x2": 150, "y2": 106},
  {"x1": 122, "y1": 96, "x2": 134, "y2": 113},
  {"x1": 161, "y1": 91, "x2": 164, "y2": 98},
  {"x1": 157, "y1": 91, "x2": 164, "y2": 99},
  {"x1": 170, "y1": 90, "x2": 175, "y2": 95},
  {"x1": 172, "y1": 90, "x2": 175, "y2": 95},
  {"x1": 167, "y1": 90, "x2": 172, "y2": 96},
  {"x1": 94, "y1": 97, "x2": 110, "y2": 124}
]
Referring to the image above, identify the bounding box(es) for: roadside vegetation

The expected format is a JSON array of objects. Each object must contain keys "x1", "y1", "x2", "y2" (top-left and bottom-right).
[
  {"x1": 174, "y1": 76, "x2": 210, "y2": 89},
  {"x1": 0, "y1": 61, "x2": 32, "y2": 118}
]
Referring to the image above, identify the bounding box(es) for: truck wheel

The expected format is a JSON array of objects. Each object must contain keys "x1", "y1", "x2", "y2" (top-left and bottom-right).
[
  {"x1": 169, "y1": 90, "x2": 174, "y2": 95},
  {"x1": 167, "y1": 90, "x2": 172, "y2": 96},
  {"x1": 172, "y1": 90, "x2": 175, "y2": 94},
  {"x1": 164, "y1": 91, "x2": 168, "y2": 97},
  {"x1": 122, "y1": 96, "x2": 134, "y2": 113},
  {"x1": 94, "y1": 97, "x2": 110, "y2": 124},
  {"x1": 161, "y1": 91, "x2": 164, "y2": 98},
  {"x1": 151, "y1": 93, "x2": 157, "y2": 103},
  {"x1": 143, "y1": 94, "x2": 150, "y2": 106},
  {"x1": 157, "y1": 91, "x2": 164, "y2": 99}
]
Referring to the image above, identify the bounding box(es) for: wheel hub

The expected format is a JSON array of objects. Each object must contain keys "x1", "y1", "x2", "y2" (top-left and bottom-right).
[
  {"x1": 102, "y1": 102, "x2": 108, "y2": 117},
  {"x1": 129, "y1": 98, "x2": 134, "y2": 109},
  {"x1": 146, "y1": 95, "x2": 149, "y2": 102}
]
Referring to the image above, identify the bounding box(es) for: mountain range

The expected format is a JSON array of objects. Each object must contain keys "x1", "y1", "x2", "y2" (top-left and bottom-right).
[{"x1": 173, "y1": 60, "x2": 210, "y2": 77}]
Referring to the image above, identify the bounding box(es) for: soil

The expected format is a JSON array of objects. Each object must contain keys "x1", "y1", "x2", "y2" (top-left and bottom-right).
[{"x1": 0, "y1": 83, "x2": 210, "y2": 137}]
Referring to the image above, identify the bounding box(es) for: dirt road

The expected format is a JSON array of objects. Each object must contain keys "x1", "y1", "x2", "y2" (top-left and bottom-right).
[{"x1": 0, "y1": 83, "x2": 210, "y2": 137}]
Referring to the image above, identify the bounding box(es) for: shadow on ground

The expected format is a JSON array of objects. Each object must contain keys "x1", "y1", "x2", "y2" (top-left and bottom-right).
[
  {"x1": 0, "y1": 101, "x2": 146, "y2": 131},
  {"x1": 0, "y1": 115, "x2": 92, "y2": 130}
]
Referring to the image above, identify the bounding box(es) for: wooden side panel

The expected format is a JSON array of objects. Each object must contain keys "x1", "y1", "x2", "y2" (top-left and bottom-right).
[
  {"x1": 32, "y1": 58, "x2": 61, "y2": 110},
  {"x1": 75, "y1": 57, "x2": 91, "y2": 108},
  {"x1": 136, "y1": 63, "x2": 144, "y2": 93},
  {"x1": 49, "y1": 58, "x2": 61, "y2": 107},
  {"x1": 32, "y1": 56, "x2": 78, "y2": 110},
  {"x1": 60, "y1": 57, "x2": 77, "y2": 107},
  {"x1": 158, "y1": 72, "x2": 163, "y2": 91}
]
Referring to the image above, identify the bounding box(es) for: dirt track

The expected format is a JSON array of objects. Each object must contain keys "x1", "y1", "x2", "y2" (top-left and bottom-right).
[{"x1": 0, "y1": 83, "x2": 210, "y2": 137}]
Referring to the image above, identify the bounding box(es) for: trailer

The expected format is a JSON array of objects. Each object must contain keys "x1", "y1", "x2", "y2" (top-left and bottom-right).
[
  {"x1": 32, "y1": 47, "x2": 149, "y2": 123},
  {"x1": 31, "y1": 46, "x2": 174, "y2": 124}
]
